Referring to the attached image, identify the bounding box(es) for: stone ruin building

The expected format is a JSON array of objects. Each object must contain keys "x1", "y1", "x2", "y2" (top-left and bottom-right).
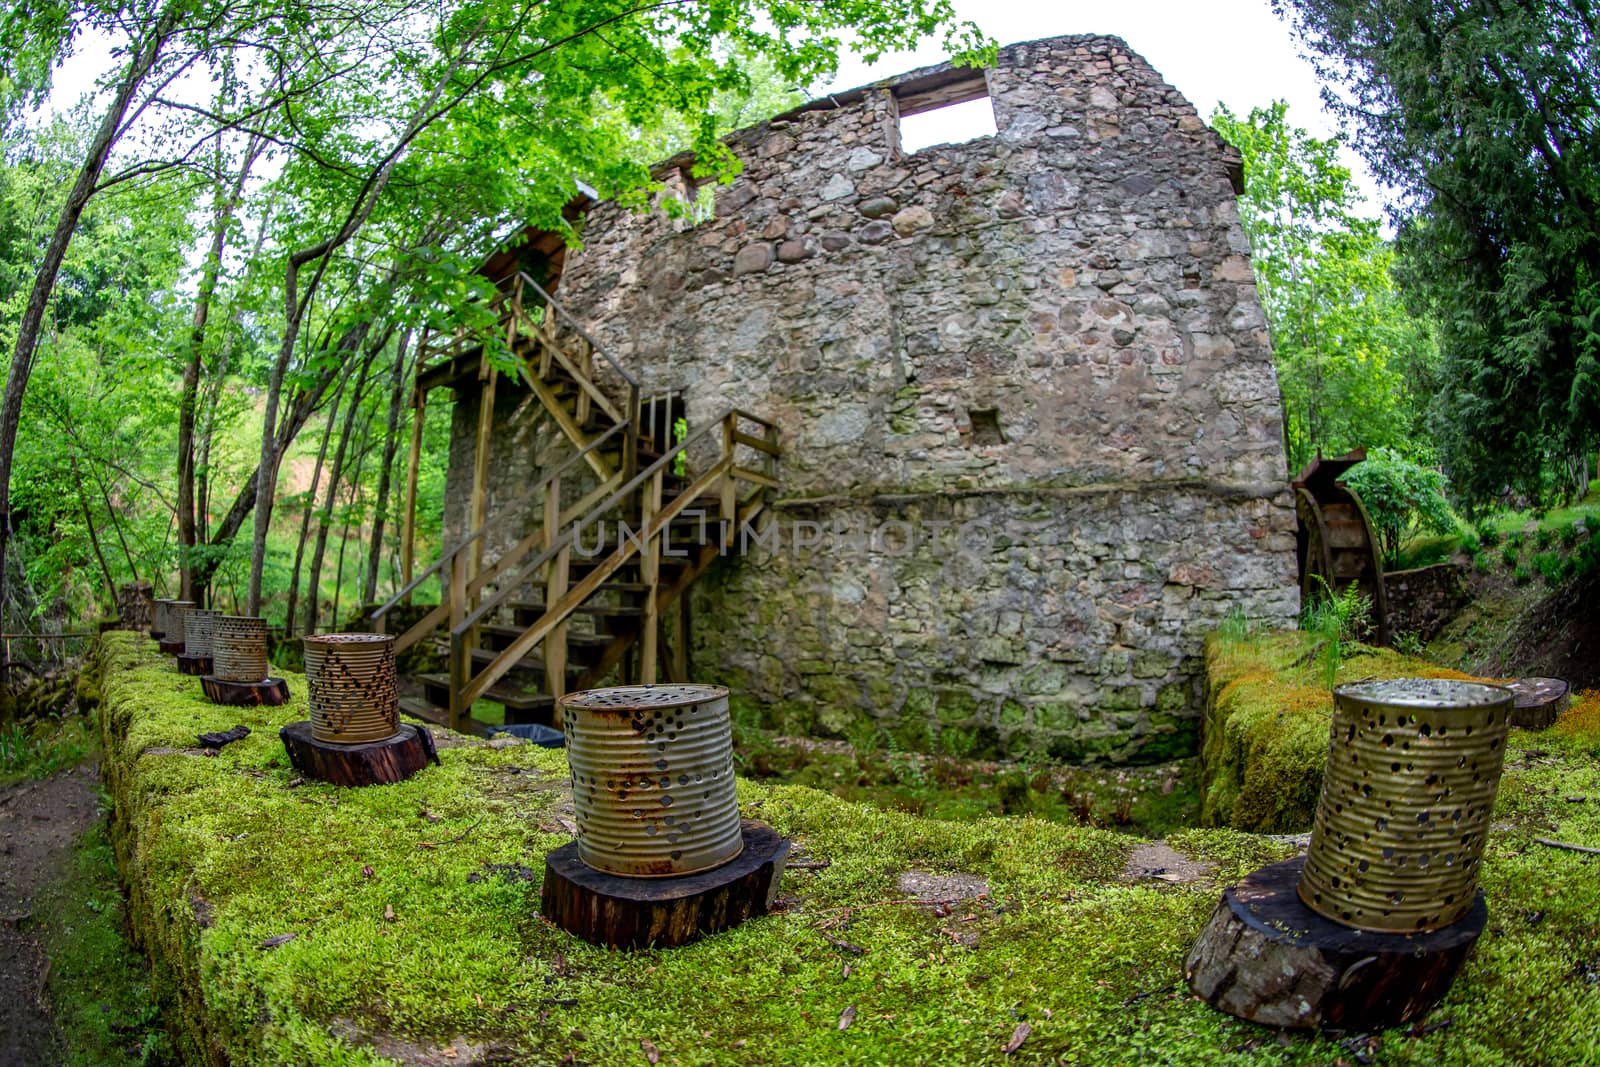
[{"x1": 388, "y1": 33, "x2": 1300, "y2": 764}]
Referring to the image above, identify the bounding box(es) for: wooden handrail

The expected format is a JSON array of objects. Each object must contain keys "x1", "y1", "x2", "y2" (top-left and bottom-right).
[{"x1": 370, "y1": 421, "x2": 626, "y2": 622}]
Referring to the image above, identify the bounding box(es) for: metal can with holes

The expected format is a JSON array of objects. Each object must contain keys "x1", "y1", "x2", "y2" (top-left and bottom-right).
[
  {"x1": 155, "y1": 599, "x2": 194, "y2": 643},
  {"x1": 302, "y1": 633, "x2": 399, "y2": 744},
  {"x1": 212, "y1": 616, "x2": 270, "y2": 683},
  {"x1": 1299, "y1": 677, "x2": 1513, "y2": 932},
  {"x1": 559, "y1": 684, "x2": 742, "y2": 878},
  {"x1": 182, "y1": 608, "x2": 221, "y2": 657}
]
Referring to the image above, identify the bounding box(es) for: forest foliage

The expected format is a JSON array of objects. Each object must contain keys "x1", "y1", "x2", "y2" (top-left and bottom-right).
[{"x1": 0, "y1": 0, "x2": 986, "y2": 633}]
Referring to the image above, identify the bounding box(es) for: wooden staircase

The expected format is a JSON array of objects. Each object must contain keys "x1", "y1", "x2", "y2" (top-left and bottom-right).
[{"x1": 371, "y1": 271, "x2": 780, "y2": 735}]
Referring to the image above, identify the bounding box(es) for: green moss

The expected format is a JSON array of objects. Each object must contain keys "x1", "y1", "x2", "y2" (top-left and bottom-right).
[
  {"x1": 1199, "y1": 632, "x2": 1500, "y2": 833},
  {"x1": 91, "y1": 634, "x2": 1600, "y2": 1065}
]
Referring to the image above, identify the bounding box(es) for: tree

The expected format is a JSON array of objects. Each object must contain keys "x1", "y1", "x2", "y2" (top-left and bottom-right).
[
  {"x1": 1341, "y1": 447, "x2": 1457, "y2": 567},
  {"x1": 1273, "y1": 0, "x2": 1600, "y2": 509},
  {"x1": 1212, "y1": 101, "x2": 1437, "y2": 471}
]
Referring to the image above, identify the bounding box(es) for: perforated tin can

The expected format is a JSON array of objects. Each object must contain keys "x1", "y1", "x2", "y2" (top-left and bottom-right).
[
  {"x1": 212, "y1": 615, "x2": 270, "y2": 683},
  {"x1": 302, "y1": 633, "x2": 398, "y2": 744},
  {"x1": 560, "y1": 684, "x2": 742, "y2": 877},
  {"x1": 182, "y1": 608, "x2": 221, "y2": 656},
  {"x1": 1299, "y1": 677, "x2": 1513, "y2": 932},
  {"x1": 156, "y1": 599, "x2": 194, "y2": 642}
]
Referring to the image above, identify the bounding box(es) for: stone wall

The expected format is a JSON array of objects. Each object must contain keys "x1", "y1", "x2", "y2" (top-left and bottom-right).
[
  {"x1": 445, "y1": 34, "x2": 1300, "y2": 762},
  {"x1": 1384, "y1": 563, "x2": 1470, "y2": 644}
]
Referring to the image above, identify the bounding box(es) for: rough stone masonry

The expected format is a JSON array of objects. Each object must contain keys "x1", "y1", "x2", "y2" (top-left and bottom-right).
[{"x1": 445, "y1": 34, "x2": 1300, "y2": 763}]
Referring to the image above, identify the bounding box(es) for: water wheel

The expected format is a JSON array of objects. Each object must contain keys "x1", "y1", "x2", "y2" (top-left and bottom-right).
[{"x1": 1292, "y1": 450, "x2": 1390, "y2": 645}]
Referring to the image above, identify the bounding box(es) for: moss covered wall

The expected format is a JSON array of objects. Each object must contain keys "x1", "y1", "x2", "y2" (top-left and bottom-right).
[{"x1": 97, "y1": 633, "x2": 1600, "y2": 1065}]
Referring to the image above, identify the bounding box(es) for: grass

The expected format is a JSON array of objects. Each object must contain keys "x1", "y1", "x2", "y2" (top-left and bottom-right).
[
  {"x1": 92, "y1": 632, "x2": 1600, "y2": 1066},
  {"x1": 35, "y1": 817, "x2": 174, "y2": 1066},
  {"x1": 0, "y1": 712, "x2": 95, "y2": 787}
]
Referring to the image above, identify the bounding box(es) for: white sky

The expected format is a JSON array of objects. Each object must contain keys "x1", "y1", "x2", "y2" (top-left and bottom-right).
[{"x1": 820, "y1": 0, "x2": 1384, "y2": 216}]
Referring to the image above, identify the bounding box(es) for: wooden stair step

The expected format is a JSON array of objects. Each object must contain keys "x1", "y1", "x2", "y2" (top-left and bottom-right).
[
  {"x1": 467, "y1": 647, "x2": 603, "y2": 674},
  {"x1": 478, "y1": 624, "x2": 618, "y2": 651},
  {"x1": 399, "y1": 695, "x2": 448, "y2": 725},
  {"x1": 506, "y1": 599, "x2": 645, "y2": 620},
  {"x1": 417, "y1": 673, "x2": 557, "y2": 714}
]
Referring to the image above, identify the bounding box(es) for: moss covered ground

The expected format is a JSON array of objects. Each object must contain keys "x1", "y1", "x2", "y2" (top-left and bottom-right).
[{"x1": 96, "y1": 632, "x2": 1600, "y2": 1065}]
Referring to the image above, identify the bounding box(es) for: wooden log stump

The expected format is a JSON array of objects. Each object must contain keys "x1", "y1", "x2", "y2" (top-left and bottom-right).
[
  {"x1": 279, "y1": 720, "x2": 438, "y2": 787},
  {"x1": 158, "y1": 639, "x2": 186, "y2": 655},
  {"x1": 541, "y1": 820, "x2": 791, "y2": 949},
  {"x1": 1185, "y1": 855, "x2": 1484, "y2": 1030},
  {"x1": 176, "y1": 653, "x2": 213, "y2": 676},
  {"x1": 201, "y1": 675, "x2": 291, "y2": 707},
  {"x1": 1507, "y1": 676, "x2": 1571, "y2": 730}
]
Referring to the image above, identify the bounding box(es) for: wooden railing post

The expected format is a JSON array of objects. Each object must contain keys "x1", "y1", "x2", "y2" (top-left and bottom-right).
[
  {"x1": 468, "y1": 368, "x2": 498, "y2": 584},
  {"x1": 639, "y1": 467, "x2": 663, "y2": 684},
  {"x1": 543, "y1": 473, "x2": 569, "y2": 723},
  {"x1": 720, "y1": 412, "x2": 737, "y2": 531},
  {"x1": 447, "y1": 553, "x2": 469, "y2": 732}
]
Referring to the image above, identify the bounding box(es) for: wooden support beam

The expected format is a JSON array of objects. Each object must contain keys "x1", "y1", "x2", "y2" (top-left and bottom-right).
[
  {"x1": 524, "y1": 373, "x2": 614, "y2": 481},
  {"x1": 447, "y1": 556, "x2": 469, "y2": 732},
  {"x1": 544, "y1": 474, "x2": 569, "y2": 722},
  {"x1": 468, "y1": 368, "x2": 498, "y2": 582},
  {"x1": 640, "y1": 469, "x2": 662, "y2": 685}
]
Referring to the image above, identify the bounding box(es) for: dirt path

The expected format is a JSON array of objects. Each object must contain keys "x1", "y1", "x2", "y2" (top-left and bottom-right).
[{"x1": 0, "y1": 765, "x2": 101, "y2": 1067}]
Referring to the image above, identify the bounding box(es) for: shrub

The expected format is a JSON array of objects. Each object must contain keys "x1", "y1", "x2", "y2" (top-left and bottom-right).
[
  {"x1": 1535, "y1": 527, "x2": 1554, "y2": 550},
  {"x1": 1340, "y1": 449, "x2": 1458, "y2": 569},
  {"x1": 1561, "y1": 521, "x2": 1583, "y2": 547},
  {"x1": 1475, "y1": 521, "x2": 1503, "y2": 547},
  {"x1": 1533, "y1": 552, "x2": 1564, "y2": 584},
  {"x1": 1501, "y1": 544, "x2": 1520, "y2": 568},
  {"x1": 1514, "y1": 564, "x2": 1532, "y2": 585}
]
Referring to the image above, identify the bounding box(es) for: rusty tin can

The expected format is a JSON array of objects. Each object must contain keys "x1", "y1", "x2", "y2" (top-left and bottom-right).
[
  {"x1": 182, "y1": 608, "x2": 221, "y2": 657},
  {"x1": 156, "y1": 599, "x2": 194, "y2": 643},
  {"x1": 1299, "y1": 677, "x2": 1513, "y2": 932},
  {"x1": 302, "y1": 633, "x2": 399, "y2": 744},
  {"x1": 212, "y1": 615, "x2": 270, "y2": 683},
  {"x1": 559, "y1": 684, "x2": 742, "y2": 878}
]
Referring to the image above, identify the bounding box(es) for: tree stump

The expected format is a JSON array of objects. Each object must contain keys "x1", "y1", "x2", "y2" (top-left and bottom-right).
[
  {"x1": 115, "y1": 581, "x2": 154, "y2": 631},
  {"x1": 1506, "y1": 676, "x2": 1571, "y2": 730},
  {"x1": 541, "y1": 820, "x2": 791, "y2": 949},
  {"x1": 158, "y1": 639, "x2": 186, "y2": 655},
  {"x1": 201, "y1": 676, "x2": 291, "y2": 707},
  {"x1": 279, "y1": 720, "x2": 438, "y2": 787},
  {"x1": 176, "y1": 653, "x2": 213, "y2": 676},
  {"x1": 1185, "y1": 855, "x2": 1485, "y2": 1030}
]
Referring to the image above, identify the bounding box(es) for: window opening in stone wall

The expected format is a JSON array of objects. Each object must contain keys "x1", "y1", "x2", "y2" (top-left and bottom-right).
[
  {"x1": 675, "y1": 167, "x2": 716, "y2": 224},
  {"x1": 896, "y1": 77, "x2": 996, "y2": 154},
  {"x1": 968, "y1": 408, "x2": 1004, "y2": 446}
]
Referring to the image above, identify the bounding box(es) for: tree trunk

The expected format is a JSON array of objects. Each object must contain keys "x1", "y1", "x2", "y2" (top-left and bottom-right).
[
  {"x1": 179, "y1": 134, "x2": 263, "y2": 601},
  {"x1": 192, "y1": 327, "x2": 361, "y2": 597},
  {"x1": 331, "y1": 413, "x2": 374, "y2": 627},
  {"x1": 71, "y1": 456, "x2": 117, "y2": 603},
  {"x1": 284, "y1": 369, "x2": 353, "y2": 639},
  {"x1": 0, "y1": 14, "x2": 173, "y2": 649},
  {"x1": 304, "y1": 348, "x2": 378, "y2": 635},
  {"x1": 364, "y1": 331, "x2": 413, "y2": 604}
]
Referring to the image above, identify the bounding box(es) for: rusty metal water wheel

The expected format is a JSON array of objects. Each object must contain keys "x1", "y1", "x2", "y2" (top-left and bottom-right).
[{"x1": 1293, "y1": 450, "x2": 1391, "y2": 645}]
